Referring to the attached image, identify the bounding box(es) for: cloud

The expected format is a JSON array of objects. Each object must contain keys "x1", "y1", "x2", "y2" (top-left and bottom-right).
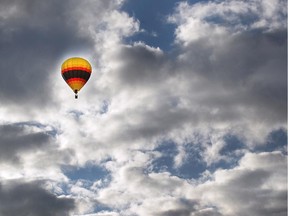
[
  {"x1": 0, "y1": 0, "x2": 284, "y2": 162},
  {"x1": 0, "y1": 122, "x2": 74, "y2": 181},
  {"x1": 0, "y1": 0, "x2": 138, "y2": 109},
  {"x1": 0, "y1": 0, "x2": 286, "y2": 215},
  {"x1": 169, "y1": 0, "x2": 286, "y2": 43},
  {"x1": 0, "y1": 123, "x2": 53, "y2": 164},
  {"x1": 93, "y1": 151, "x2": 286, "y2": 216},
  {"x1": 0, "y1": 180, "x2": 75, "y2": 216},
  {"x1": 197, "y1": 151, "x2": 287, "y2": 216},
  {"x1": 85, "y1": 25, "x2": 286, "y2": 167},
  {"x1": 0, "y1": 0, "x2": 95, "y2": 107},
  {"x1": 164, "y1": 0, "x2": 286, "y2": 144}
]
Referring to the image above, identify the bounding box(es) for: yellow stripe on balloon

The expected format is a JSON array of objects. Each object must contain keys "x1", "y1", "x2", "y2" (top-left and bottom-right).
[{"x1": 61, "y1": 57, "x2": 92, "y2": 72}]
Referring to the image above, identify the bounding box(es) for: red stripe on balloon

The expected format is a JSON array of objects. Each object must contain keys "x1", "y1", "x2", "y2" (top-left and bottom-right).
[{"x1": 66, "y1": 78, "x2": 87, "y2": 83}]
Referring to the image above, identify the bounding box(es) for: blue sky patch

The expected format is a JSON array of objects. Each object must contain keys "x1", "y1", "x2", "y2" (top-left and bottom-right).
[
  {"x1": 150, "y1": 141, "x2": 177, "y2": 172},
  {"x1": 150, "y1": 136, "x2": 250, "y2": 179},
  {"x1": 176, "y1": 143, "x2": 207, "y2": 179},
  {"x1": 93, "y1": 205, "x2": 115, "y2": 214},
  {"x1": 122, "y1": 0, "x2": 216, "y2": 50},
  {"x1": 122, "y1": 0, "x2": 180, "y2": 50},
  {"x1": 220, "y1": 134, "x2": 245, "y2": 155},
  {"x1": 255, "y1": 128, "x2": 287, "y2": 153},
  {"x1": 150, "y1": 141, "x2": 206, "y2": 179},
  {"x1": 62, "y1": 163, "x2": 110, "y2": 182}
]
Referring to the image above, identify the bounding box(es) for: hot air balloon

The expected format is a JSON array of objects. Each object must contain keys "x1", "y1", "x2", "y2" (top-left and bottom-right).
[{"x1": 61, "y1": 57, "x2": 92, "y2": 99}]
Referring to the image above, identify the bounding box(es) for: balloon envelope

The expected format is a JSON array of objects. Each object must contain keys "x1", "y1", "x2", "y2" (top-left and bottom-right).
[{"x1": 61, "y1": 57, "x2": 92, "y2": 97}]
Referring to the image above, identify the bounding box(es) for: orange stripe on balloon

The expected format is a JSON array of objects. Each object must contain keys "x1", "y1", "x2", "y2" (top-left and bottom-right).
[{"x1": 62, "y1": 67, "x2": 92, "y2": 73}]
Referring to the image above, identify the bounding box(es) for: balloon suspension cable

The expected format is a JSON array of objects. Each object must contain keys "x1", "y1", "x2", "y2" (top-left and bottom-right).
[{"x1": 74, "y1": 90, "x2": 78, "y2": 99}]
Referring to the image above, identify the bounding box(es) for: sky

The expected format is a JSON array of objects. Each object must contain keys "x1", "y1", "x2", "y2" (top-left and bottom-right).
[{"x1": 0, "y1": 0, "x2": 287, "y2": 215}]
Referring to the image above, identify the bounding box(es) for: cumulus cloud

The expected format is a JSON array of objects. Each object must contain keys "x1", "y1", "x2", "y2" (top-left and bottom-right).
[
  {"x1": 163, "y1": 0, "x2": 286, "y2": 145},
  {"x1": 169, "y1": 0, "x2": 286, "y2": 43},
  {"x1": 86, "y1": 151, "x2": 286, "y2": 216},
  {"x1": 195, "y1": 151, "x2": 287, "y2": 216}
]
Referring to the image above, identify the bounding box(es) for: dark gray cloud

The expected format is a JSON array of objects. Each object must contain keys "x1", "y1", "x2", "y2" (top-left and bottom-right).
[
  {"x1": 114, "y1": 44, "x2": 169, "y2": 87},
  {"x1": 0, "y1": 0, "x2": 94, "y2": 106},
  {"x1": 175, "y1": 29, "x2": 287, "y2": 123},
  {"x1": 0, "y1": 180, "x2": 75, "y2": 216},
  {"x1": 0, "y1": 123, "x2": 52, "y2": 164}
]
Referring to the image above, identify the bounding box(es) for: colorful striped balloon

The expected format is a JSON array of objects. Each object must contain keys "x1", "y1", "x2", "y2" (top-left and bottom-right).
[{"x1": 61, "y1": 57, "x2": 92, "y2": 99}]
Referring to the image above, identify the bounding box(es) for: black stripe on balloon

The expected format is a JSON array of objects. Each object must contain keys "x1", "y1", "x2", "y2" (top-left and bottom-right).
[{"x1": 62, "y1": 70, "x2": 91, "y2": 81}]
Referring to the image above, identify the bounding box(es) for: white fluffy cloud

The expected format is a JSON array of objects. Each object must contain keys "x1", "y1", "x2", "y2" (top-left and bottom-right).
[
  {"x1": 169, "y1": 0, "x2": 286, "y2": 44},
  {"x1": 89, "y1": 151, "x2": 286, "y2": 216}
]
